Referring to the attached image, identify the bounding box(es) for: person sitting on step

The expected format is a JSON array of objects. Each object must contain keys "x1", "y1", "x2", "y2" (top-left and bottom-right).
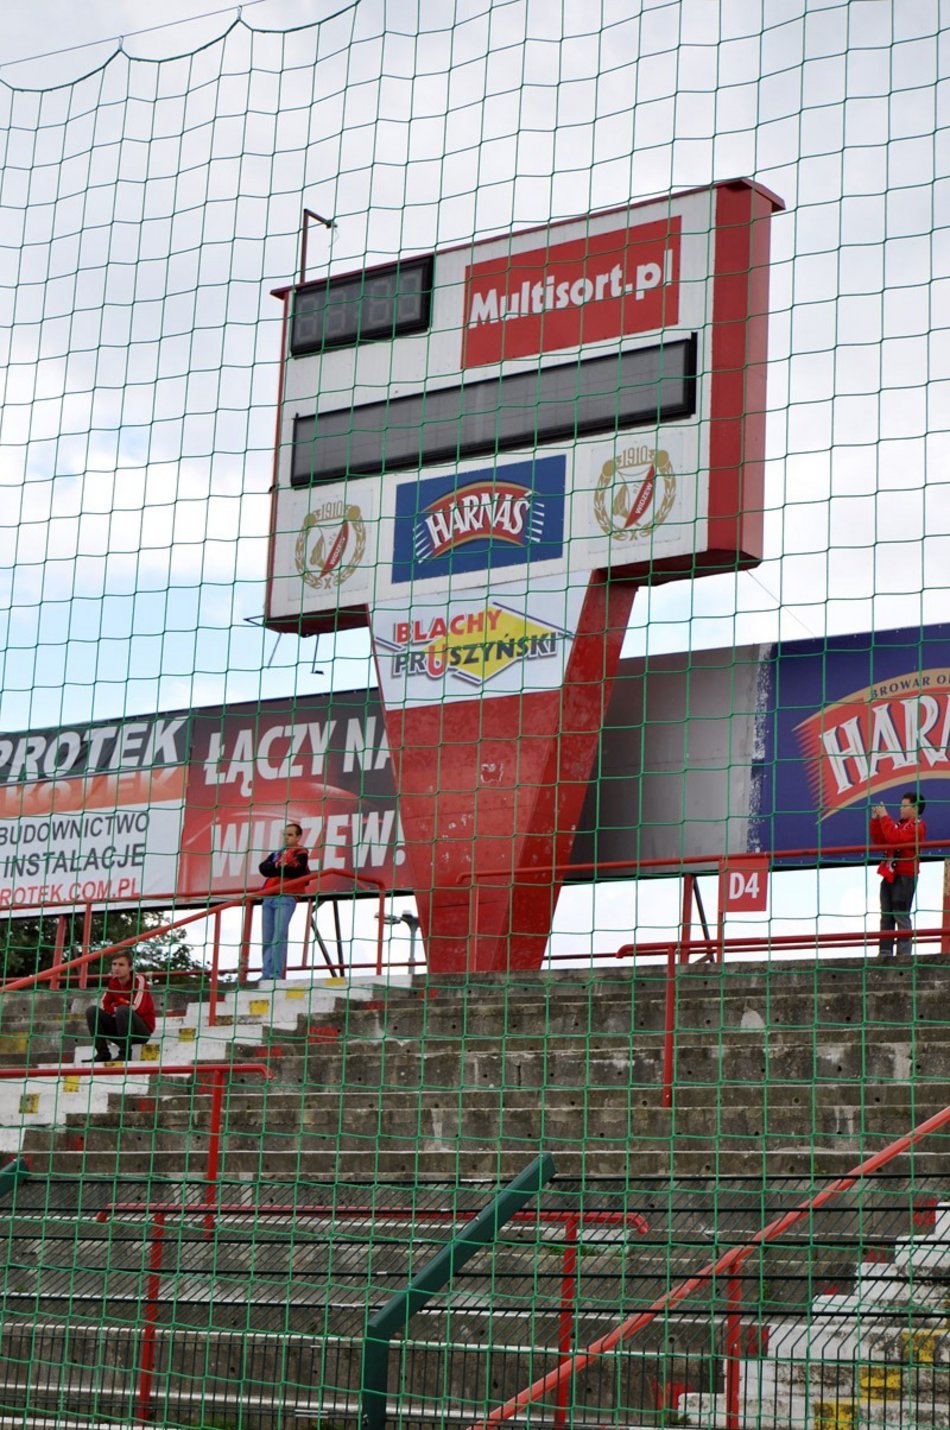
[{"x1": 85, "y1": 953, "x2": 156, "y2": 1062}]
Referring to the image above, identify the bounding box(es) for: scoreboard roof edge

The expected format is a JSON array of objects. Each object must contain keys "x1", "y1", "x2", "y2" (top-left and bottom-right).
[{"x1": 269, "y1": 177, "x2": 785, "y2": 300}]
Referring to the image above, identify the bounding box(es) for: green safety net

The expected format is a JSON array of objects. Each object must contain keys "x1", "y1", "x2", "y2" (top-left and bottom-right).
[{"x1": 0, "y1": 4, "x2": 947, "y2": 1428}]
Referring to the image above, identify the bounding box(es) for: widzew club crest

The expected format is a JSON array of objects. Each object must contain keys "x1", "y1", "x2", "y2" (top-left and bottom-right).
[
  {"x1": 295, "y1": 501, "x2": 366, "y2": 591},
  {"x1": 594, "y1": 445, "x2": 676, "y2": 541}
]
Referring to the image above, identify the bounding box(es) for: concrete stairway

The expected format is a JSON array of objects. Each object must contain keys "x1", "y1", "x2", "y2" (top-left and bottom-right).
[
  {"x1": 682, "y1": 1202, "x2": 950, "y2": 1427},
  {"x1": 0, "y1": 1184, "x2": 938, "y2": 1429},
  {"x1": 12, "y1": 954, "x2": 950, "y2": 1183},
  {"x1": 0, "y1": 953, "x2": 947, "y2": 1428},
  {"x1": 0, "y1": 975, "x2": 394, "y2": 1153}
]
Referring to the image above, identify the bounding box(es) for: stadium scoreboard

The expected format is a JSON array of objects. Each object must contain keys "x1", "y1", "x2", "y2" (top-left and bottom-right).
[{"x1": 265, "y1": 179, "x2": 782, "y2": 634}]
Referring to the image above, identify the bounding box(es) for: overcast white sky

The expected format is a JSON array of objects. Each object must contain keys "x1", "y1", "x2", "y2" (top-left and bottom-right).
[{"x1": 1, "y1": 0, "x2": 947, "y2": 961}]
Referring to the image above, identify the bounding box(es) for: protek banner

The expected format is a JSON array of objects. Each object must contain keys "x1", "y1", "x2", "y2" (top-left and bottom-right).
[{"x1": 0, "y1": 714, "x2": 188, "y2": 911}]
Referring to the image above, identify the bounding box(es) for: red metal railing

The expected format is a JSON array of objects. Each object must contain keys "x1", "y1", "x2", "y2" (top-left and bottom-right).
[
  {"x1": 0, "y1": 869, "x2": 388, "y2": 998},
  {"x1": 469, "y1": 1101, "x2": 950, "y2": 1430},
  {"x1": 2, "y1": 1062, "x2": 270, "y2": 1220},
  {"x1": 98, "y1": 1199, "x2": 648, "y2": 1428},
  {"x1": 468, "y1": 836, "x2": 950, "y2": 961},
  {"x1": 8, "y1": 836, "x2": 950, "y2": 994},
  {"x1": 620, "y1": 922, "x2": 948, "y2": 1112},
  {"x1": 138, "y1": 1209, "x2": 166, "y2": 1423}
]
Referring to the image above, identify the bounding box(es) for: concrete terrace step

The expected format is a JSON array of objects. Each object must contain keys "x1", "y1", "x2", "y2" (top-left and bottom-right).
[
  {"x1": 135, "y1": 1081, "x2": 950, "y2": 1116},
  {"x1": 0, "y1": 1317, "x2": 683, "y2": 1427},
  {"x1": 19, "y1": 1143, "x2": 950, "y2": 1181},
  {"x1": 0, "y1": 959, "x2": 946, "y2": 1036},
  {"x1": 38, "y1": 1118, "x2": 950, "y2": 1159},
  {"x1": 37, "y1": 1095, "x2": 950, "y2": 1149},
  {"x1": 259, "y1": 1038, "x2": 943, "y2": 1088}
]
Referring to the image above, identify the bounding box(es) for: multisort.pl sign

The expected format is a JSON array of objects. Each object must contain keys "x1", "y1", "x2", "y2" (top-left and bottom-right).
[{"x1": 461, "y1": 218, "x2": 681, "y2": 368}]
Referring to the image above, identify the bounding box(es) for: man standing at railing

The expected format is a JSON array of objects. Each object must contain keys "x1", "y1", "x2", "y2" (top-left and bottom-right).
[
  {"x1": 85, "y1": 953, "x2": 156, "y2": 1062},
  {"x1": 259, "y1": 822, "x2": 310, "y2": 983},
  {"x1": 870, "y1": 792, "x2": 927, "y2": 958}
]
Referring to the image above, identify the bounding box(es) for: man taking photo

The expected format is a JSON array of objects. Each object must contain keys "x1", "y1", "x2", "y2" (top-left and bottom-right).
[{"x1": 870, "y1": 792, "x2": 927, "y2": 959}]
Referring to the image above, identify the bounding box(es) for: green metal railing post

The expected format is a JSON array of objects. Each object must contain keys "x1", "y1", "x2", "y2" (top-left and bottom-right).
[
  {"x1": 0, "y1": 1158, "x2": 30, "y2": 1201},
  {"x1": 360, "y1": 1153, "x2": 556, "y2": 1430}
]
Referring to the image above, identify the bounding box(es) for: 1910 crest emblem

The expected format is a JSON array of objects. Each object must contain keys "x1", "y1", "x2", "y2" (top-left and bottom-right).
[
  {"x1": 295, "y1": 501, "x2": 366, "y2": 590},
  {"x1": 593, "y1": 445, "x2": 676, "y2": 541}
]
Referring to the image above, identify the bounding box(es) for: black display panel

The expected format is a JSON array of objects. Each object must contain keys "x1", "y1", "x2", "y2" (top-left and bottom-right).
[
  {"x1": 290, "y1": 337, "x2": 697, "y2": 488},
  {"x1": 290, "y1": 256, "x2": 433, "y2": 355}
]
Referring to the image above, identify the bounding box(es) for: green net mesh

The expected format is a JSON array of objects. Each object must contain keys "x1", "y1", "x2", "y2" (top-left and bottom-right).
[{"x1": 0, "y1": 4, "x2": 948, "y2": 1428}]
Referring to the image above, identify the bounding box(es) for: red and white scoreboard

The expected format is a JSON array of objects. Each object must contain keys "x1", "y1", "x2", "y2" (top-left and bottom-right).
[
  {"x1": 266, "y1": 179, "x2": 781, "y2": 634},
  {"x1": 265, "y1": 180, "x2": 782, "y2": 973}
]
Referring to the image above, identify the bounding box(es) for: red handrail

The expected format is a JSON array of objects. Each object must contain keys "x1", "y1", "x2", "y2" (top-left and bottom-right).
[
  {"x1": 100, "y1": 1203, "x2": 649, "y2": 1231},
  {"x1": 100, "y1": 1198, "x2": 646, "y2": 1429},
  {"x1": 0, "y1": 868, "x2": 387, "y2": 996},
  {"x1": 7, "y1": 1061, "x2": 269, "y2": 1226},
  {"x1": 138, "y1": 1210, "x2": 166, "y2": 1422},
  {"x1": 631, "y1": 925, "x2": 946, "y2": 1114},
  {"x1": 464, "y1": 836, "x2": 950, "y2": 886},
  {"x1": 470, "y1": 1101, "x2": 950, "y2": 1430}
]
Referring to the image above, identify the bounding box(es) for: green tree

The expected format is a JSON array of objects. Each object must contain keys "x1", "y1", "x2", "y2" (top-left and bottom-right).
[{"x1": 0, "y1": 907, "x2": 201, "y2": 984}]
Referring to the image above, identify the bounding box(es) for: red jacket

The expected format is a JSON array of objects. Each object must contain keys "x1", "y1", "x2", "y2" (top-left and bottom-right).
[
  {"x1": 870, "y1": 813, "x2": 926, "y2": 878},
  {"x1": 100, "y1": 973, "x2": 156, "y2": 1034},
  {"x1": 259, "y1": 845, "x2": 310, "y2": 895}
]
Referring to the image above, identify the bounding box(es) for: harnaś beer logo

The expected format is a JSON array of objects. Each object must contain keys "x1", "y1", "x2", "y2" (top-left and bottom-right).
[
  {"x1": 794, "y1": 668, "x2": 950, "y2": 817},
  {"x1": 391, "y1": 454, "x2": 565, "y2": 585}
]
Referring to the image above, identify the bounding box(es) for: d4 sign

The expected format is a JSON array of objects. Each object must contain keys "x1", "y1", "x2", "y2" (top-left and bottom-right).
[{"x1": 720, "y1": 856, "x2": 770, "y2": 913}]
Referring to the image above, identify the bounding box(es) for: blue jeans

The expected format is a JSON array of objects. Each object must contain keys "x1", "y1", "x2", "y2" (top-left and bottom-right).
[
  {"x1": 880, "y1": 874, "x2": 916, "y2": 957},
  {"x1": 261, "y1": 895, "x2": 296, "y2": 979}
]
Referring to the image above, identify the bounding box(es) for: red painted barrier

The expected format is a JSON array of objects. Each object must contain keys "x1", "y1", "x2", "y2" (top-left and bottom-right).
[
  {"x1": 0, "y1": 869, "x2": 387, "y2": 997},
  {"x1": 137, "y1": 1211, "x2": 166, "y2": 1422},
  {"x1": 469, "y1": 1101, "x2": 950, "y2": 1430}
]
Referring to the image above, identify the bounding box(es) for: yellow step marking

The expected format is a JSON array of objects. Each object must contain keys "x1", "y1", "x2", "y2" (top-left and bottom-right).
[
  {"x1": 860, "y1": 1364, "x2": 901, "y2": 1400},
  {"x1": 814, "y1": 1401, "x2": 854, "y2": 1430},
  {"x1": 902, "y1": 1327, "x2": 950, "y2": 1364}
]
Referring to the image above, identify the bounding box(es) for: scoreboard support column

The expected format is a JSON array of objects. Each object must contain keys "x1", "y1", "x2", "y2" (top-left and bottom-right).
[
  {"x1": 266, "y1": 181, "x2": 782, "y2": 977},
  {"x1": 379, "y1": 574, "x2": 637, "y2": 973}
]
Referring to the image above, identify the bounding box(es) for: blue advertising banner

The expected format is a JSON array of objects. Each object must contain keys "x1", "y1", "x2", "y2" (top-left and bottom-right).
[
  {"x1": 752, "y1": 624, "x2": 950, "y2": 862},
  {"x1": 390, "y1": 453, "x2": 566, "y2": 585}
]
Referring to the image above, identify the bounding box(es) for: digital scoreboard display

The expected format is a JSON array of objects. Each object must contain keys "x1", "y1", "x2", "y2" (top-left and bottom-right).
[
  {"x1": 291, "y1": 337, "x2": 697, "y2": 487},
  {"x1": 290, "y1": 255, "x2": 433, "y2": 355}
]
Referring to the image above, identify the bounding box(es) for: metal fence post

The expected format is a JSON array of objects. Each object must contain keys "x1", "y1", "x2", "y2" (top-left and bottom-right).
[{"x1": 360, "y1": 1153, "x2": 556, "y2": 1430}]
